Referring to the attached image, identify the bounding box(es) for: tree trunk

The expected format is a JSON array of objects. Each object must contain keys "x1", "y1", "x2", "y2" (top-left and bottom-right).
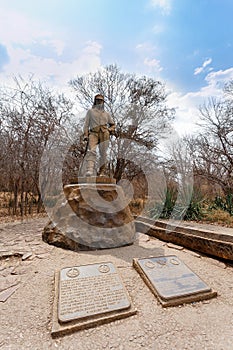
[
  {"x1": 13, "y1": 182, "x2": 18, "y2": 215},
  {"x1": 114, "y1": 158, "x2": 126, "y2": 182}
]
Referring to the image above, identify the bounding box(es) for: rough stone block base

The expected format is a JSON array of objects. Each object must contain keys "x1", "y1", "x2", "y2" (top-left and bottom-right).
[{"x1": 43, "y1": 181, "x2": 136, "y2": 250}]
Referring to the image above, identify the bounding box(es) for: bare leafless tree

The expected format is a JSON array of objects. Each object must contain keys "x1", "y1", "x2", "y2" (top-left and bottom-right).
[
  {"x1": 69, "y1": 64, "x2": 175, "y2": 182},
  {"x1": 0, "y1": 75, "x2": 74, "y2": 215},
  {"x1": 186, "y1": 96, "x2": 233, "y2": 195}
]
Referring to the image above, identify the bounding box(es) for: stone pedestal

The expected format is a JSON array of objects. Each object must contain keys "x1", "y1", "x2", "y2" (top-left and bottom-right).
[
  {"x1": 70, "y1": 176, "x2": 116, "y2": 184},
  {"x1": 43, "y1": 178, "x2": 136, "y2": 250}
]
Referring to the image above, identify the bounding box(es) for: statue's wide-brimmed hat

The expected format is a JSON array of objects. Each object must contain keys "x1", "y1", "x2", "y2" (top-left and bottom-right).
[{"x1": 94, "y1": 94, "x2": 104, "y2": 101}]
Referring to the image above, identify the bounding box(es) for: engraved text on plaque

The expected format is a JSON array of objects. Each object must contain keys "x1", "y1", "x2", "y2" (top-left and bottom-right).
[{"x1": 58, "y1": 262, "x2": 131, "y2": 322}]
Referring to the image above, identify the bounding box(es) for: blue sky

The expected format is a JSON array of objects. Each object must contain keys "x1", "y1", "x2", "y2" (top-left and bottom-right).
[{"x1": 0, "y1": 0, "x2": 233, "y2": 134}]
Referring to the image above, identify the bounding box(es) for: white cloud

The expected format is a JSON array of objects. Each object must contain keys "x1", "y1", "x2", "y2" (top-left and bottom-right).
[
  {"x1": 135, "y1": 42, "x2": 162, "y2": 74},
  {"x1": 0, "y1": 41, "x2": 102, "y2": 89},
  {"x1": 82, "y1": 41, "x2": 102, "y2": 56},
  {"x1": 0, "y1": 7, "x2": 68, "y2": 62},
  {"x1": 44, "y1": 39, "x2": 65, "y2": 56},
  {"x1": 152, "y1": 24, "x2": 165, "y2": 34},
  {"x1": 205, "y1": 67, "x2": 233, "y2": 87},
  {"x1": 144, "y1": 57, "x2": 163, "y2": 71},
  {"x1": 136, "y1": 42, "x2": 157, "y2": 53},
  {"x1": 194, "y1": 66, "x2": 204, "y2": 75},
  {"x1": 167, "y1": 90, "x2": 204, "y2": 135},
  {"x1": 0, "y1": 7, "x2": 102, "y2": 90},
  {"x1": 0, "y1": 8, "x2": 52, "y2": 46},
  {"x1": 194, "y1": 57, "x2": 212, "y2": 75},
  {"x1": 167, "y1": 66, "x2": 233, "y2": 136},
  {"x1": 203, "y1": 58, "x2": 212, "y2": 68},
  {"x1": 150, "y1": 0, "x2": 172, "y2": 14}
]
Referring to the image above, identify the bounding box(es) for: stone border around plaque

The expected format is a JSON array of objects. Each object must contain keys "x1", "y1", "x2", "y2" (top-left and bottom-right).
[
  {"x1": 51, "y1": 262, "x2": 137, "y2": 337},
  {"x1": 133, "y1": 255, "x2": 217, "y2": 307}
]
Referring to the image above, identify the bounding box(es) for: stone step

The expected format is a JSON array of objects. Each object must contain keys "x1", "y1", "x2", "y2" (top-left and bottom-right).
[
  {"x1": 135, "y1": 218, "x2": 233, "y2": 261},
  {"x1": 135, "y1": 216, "x2": 233, "y2": 243}
]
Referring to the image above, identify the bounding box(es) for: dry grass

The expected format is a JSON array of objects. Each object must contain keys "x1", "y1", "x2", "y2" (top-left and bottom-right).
[
  {"x1": 201, "y1": 208, "x2": 233, "y2": 228},
  {"x1": 0, "y1": 208, "x2": 47, "y2": 224},
  {"x1": 0, "y1": 192, "x2": 46, "y2": 223},
  {"x1": 129, "y1": 198, "x2": 146, "y2": 215},
  {"x1": 0, "y1": 193, "x2": 233, "y2": 228}
]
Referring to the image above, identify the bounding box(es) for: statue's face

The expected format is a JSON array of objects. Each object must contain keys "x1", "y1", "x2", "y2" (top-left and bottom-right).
[{"x1": 95, "y1": 98, "x2": 104, "y2": 105}]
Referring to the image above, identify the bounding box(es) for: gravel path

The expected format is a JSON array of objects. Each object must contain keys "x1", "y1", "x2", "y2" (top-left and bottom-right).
[{"x1": 0, "y1": 217, "x2": 232, "y2": 350}]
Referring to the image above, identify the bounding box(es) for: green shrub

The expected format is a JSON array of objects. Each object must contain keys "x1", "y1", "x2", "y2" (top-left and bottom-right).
[
  {"x1": 182, "y1": 188, "x2": 206, "y2": 220},
  {"x1": 149, "y1": 186, "x2": 177, "y2": 219},
  {"x1": 209, "y1": 193, "x2": 233, "y2": 216},
  {"x1": 149, "y1": 186, "x2": 205, "y2": 221}
]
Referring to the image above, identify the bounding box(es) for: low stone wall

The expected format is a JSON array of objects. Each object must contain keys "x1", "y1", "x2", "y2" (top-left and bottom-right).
[{"x1": 135, "y1": 217, "x2": 233, "y2": 261}]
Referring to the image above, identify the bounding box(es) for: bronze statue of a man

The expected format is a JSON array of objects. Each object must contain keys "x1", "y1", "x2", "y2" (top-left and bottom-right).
[{"x1": 83, "y1": 94, "x2": 115, "y2": 177}]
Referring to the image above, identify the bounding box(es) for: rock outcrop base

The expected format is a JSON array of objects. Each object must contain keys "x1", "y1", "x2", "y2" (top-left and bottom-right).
[{"x1": 43, "y1": 181, "x2": 136, "y2": 250}]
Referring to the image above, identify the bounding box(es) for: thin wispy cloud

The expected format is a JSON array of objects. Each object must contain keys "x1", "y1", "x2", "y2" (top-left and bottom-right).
[
  {"x1": 152, "y1": 24, "x2": 165, "y2": 34},
  {"x1": 194, "y1": 58, "x2": 212, "y2": 75},
  {"x1": 150, "y1": 0, "x2": 172, "y2": 14},
  {"x1": 144, "y1": 57, "x2": 163, "y2": 71},
  {"x1": 135, "y1": 42, "x2": 162, "y2": 75},
  {"x1": 136, "y1": 42, "x2": 157, "y2": 53}
]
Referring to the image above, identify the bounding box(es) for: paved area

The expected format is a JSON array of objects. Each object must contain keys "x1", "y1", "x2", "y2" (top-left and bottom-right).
[{"x1": 0, "y1": 217, "x2": 233, "y2": 349}]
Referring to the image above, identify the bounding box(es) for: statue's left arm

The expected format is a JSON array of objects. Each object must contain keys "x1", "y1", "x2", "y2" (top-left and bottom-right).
[{"x1": 107, "y1": 113, "x2": 116, "y2": 135}]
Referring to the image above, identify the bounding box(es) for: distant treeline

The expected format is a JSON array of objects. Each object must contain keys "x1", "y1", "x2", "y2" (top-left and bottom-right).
[{"x1": 0, "y1": 66, "x2": 232, "y2": 218}]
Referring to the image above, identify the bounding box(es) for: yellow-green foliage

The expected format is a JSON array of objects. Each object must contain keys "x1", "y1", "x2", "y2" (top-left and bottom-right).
[
  {"x1": 203, "y1": 208, "x2": 233, "y2": 227},
  {"x1": 129, "y1": 198, "x2": 145, "y2": 215}
]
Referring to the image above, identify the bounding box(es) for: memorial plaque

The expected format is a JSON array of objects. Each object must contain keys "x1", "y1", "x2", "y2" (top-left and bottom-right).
[
  {"x1": 51, "y1": 262, "x2": 137, "y2": 336},
  {"x1": 133, "y1": 255, "x2": 217, "y2": 307},
  {"x1": 58, "y1": 262, "x2": 130, "y2": 322}
]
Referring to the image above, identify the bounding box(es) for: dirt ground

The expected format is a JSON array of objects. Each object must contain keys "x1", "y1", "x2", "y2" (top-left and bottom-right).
[{"x1": 0, "y1": 217, "x2": 233, "y2": 350}]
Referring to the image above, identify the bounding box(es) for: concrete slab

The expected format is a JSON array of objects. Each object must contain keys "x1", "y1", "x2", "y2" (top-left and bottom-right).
[
  {"x1": 51, "y1": 262, "x2": 137, "y2": 337},
  {"x1": 133, "y1": 256, "x2": 217, "y2": 307}
]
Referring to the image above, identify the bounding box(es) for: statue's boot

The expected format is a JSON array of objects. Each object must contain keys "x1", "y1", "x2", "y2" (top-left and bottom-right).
[{"x1": 99, "y1": 164, "x2": 107, "y2": 177}]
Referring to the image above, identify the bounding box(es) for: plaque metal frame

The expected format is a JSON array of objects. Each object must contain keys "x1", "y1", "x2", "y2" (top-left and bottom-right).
[{"x1": 133, "y1": 255, "x2": 217, "y2": 307}]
